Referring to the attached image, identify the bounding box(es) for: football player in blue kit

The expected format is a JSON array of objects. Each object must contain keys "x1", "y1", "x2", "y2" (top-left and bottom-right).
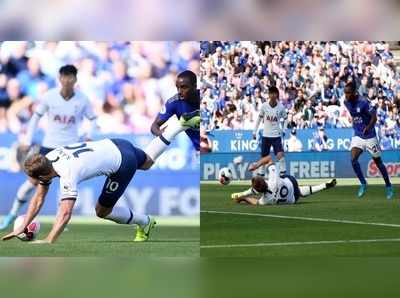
[
  {"x1": 343, "y1": 82, "x2": 393, "y2": 199},
  {"x1": 145, "y1": 70, "x2": 200, "y2": 164}
]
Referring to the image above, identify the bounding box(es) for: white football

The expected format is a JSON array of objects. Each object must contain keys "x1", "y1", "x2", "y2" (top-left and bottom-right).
[
  {"x1": 219, "y1": 167, "x2": 233, "y2": 185},
  {"x1": 13, "y1": 215, "x2": 40, "y2": 241}
]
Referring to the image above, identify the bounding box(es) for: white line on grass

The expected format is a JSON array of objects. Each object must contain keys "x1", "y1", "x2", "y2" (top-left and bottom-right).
[
  {"x1": 201, "y1": 238, "x2": 400, "y2": 249},
  {"x1": 201, "y1": 210, "x2": 400, "y2": 228}
]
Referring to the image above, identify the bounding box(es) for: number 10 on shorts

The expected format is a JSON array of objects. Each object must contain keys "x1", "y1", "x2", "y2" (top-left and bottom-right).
[{"x1": 106, "y1": 180, "x2": 119, "y2": 192}]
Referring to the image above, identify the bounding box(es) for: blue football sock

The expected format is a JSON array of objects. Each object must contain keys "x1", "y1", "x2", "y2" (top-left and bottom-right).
[
  {"x1": 351, "y1": 158, "x2": 366, "y2": 185},
  {"x1": 373, "y1": 158, "x2": 391, "y2": 187}
]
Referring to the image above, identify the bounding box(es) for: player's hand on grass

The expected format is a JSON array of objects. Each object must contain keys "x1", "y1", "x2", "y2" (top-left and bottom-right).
[{"x1": 2, "y1": 230, "x2": 21, "y2": 241}]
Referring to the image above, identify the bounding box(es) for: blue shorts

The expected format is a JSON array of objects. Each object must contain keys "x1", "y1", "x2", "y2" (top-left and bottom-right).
[
  {"x1": 39, "y1": 146, "x2": 54, "y2": 155},
  {"x1": 261, "y1": 137, "x2": 284, "y2": 157},
  {"x1": 282, "y1": 174, "x2": 300, "y2": 202},
  {"x1": 98, "y1": 138, "x2": 146, "y2": 208}
]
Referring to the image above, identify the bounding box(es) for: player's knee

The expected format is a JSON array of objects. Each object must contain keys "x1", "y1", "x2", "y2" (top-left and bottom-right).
[
  {"x1": 351, "y1": 157, "x2": 359, "y2": 165},
  {"x1": 251, "y1": 176, "x2": 267, "y2": 193},
  {"x1": 139, "y1": 156, "x2": 154, "y2": 170},
  {"x1": 95, "y1": 205, "x2": 111, "y2": 218}
]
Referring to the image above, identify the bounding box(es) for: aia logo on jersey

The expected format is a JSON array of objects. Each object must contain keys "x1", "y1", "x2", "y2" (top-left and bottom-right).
[
  {"x1": 265, "y1": 114, "x2": 278, "y2": 122},
  {"x1": 54, "y1": 115, "x2": 76, "y2": 124}
]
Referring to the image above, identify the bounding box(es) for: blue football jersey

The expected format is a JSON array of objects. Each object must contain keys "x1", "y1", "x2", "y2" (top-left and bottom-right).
[
  {"x1": 158, "y1": 91, "x2": 200, "y2": 150},
  {"x1": 344, "y1": 96, "x2": 376, "y2": 139}
]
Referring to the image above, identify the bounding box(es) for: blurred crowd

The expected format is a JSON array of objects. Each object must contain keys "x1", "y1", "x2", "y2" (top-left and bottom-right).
[
  {"x1": 200, "y1": 41, "x2": 400, "y2": 148},
  {"x1": 0, "y1": 41, "x2": 199, "y2": 135}
]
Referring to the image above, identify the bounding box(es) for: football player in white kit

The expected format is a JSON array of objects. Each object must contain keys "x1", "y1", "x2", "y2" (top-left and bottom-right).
[
  {"x1": 0, "y1": 65, "x2": 97, "y2": 230},
  {"x1": 2, "y1": 138, "x2": 156, "y2": 244},
  {"x1": 253, "y1": 86, "x2": 287, "y2": 177},
  {"x1": 231, "y1": 155, "x2": 337, "y2": 205}
]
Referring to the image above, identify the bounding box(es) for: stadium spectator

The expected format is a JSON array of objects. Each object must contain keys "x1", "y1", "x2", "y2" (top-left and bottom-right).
[
  {"x1": 200, "y1": 127, "x2": 212, "y2": 154},
  {"x1": 286, "y1": 128, "x2": 303, "y2": 152},
  {"x1": 200, "y1": 41, "x2": 400, "y2": 149}
]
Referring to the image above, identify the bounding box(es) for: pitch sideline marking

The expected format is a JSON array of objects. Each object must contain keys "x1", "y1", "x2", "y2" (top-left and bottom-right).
[
  {"x1": 201, "y1": 238, "x2": 400, "y2": 249},
  {"x1": 201, "y1": 210, "x2": 400, "y2": 228}
]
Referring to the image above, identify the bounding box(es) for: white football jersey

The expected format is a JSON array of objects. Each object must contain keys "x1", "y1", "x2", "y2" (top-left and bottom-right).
[
  {"x1": 258, "y1": 165, "x2": 296, "y2": 205},
  {"x1": 45, "y1": 139, "x2": 122, "y2": 199},
  {"x1": 35, "y1": 88, "x2": 96, "y2": 148},
  {"x1": 257, "y1": 101, "x2": 287, "y2": 137}
]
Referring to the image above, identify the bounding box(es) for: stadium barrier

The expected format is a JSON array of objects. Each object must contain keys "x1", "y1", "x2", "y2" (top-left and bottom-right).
[
  {"x1": 206, "y1": 129, "x2": 400, "y2": 152},
  {"x1": 201, "y1": 150, "x2": 400, "y2": 180},
  {"x1": 0, "y1": 133, "x2": 199, "y2": 216}
]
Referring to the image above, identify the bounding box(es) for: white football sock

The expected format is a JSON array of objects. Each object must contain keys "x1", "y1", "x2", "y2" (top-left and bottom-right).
[
  {"x1": 11, "y1": 180, "x2": 36, "y2": 215},
  {"x1": 144, "y1": 117, "x2": 186, "y2": 161},
  {"x1": 278, "y1": 157, "x2": 286, "y2": 175},
  {"x1": 299, "y1": 183, "x2": 326, "y2": 197},
  {"x1": 104, "y1": 207, "x2": 150, "y2": 227}
]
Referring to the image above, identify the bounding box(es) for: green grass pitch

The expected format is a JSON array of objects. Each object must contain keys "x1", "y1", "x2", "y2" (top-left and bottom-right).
[
  {"x1": 0, "y1": 217, "x2": 199, "y2": 257},
  {"x1": 201, "y1": 178, "x2": 400, "y2": 257}
]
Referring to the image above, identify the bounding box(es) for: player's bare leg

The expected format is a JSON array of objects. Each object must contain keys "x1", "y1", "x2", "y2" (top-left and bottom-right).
[{"x1": 351, "y1": 147, "x2": 367, "y2": 198}]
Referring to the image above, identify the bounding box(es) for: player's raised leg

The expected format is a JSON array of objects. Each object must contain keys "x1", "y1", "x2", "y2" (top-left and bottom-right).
[{"x1": 145, "y1": 114, "x2": 199, "y2": 164}]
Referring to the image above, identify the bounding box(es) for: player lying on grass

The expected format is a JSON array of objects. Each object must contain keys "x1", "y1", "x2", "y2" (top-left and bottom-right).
[
  {"x1": 231, "y1": 155, "x2": 337, "y2": 205},
  {"x1": 2, "y1": 138, "x2": 157, "y2": 244}
]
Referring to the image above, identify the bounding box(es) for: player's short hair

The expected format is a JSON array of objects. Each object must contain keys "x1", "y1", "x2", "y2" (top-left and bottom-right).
[
  {"x1": 345, "y1": 81, "x2": 357, "y2": 92},
  {"x1": 251, "y1": 176, "x2": 267, "y2": 193},
  {"x1": 24, "y1": 154, "x2": 52, "y2": 178},
  {"x1": 177, "y1": 70, "x2": 197, "y2": 86},
  {"x1": 268, "y1": 86, "x2": 279, "y2": 95},
  {"x1": 59, "y1": 64, "x2": 78, "y2": 77}
]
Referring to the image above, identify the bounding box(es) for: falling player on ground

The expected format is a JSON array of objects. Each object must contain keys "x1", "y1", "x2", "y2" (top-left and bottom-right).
[
  {"x1": 145, "y1": 70, "x2": 200, "y2": 165},
  {"x1": 2, "y1": 138, "x2": 156, "y2": 244},
  {"x1": 231, "y1": 155, "x2": 337, "y2": 205},
  {"x1": 252, "y1": 86, "x2": 287, "y2": 177},
  {"x1": 0, "y1": 65, "x2": 97, "y2": 230},
  {"x1": 343, "y1": 82, "x2": 393, "y2": 199}
]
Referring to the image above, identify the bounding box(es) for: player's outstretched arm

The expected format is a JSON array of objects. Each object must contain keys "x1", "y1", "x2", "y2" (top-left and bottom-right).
[
  {"x1": 2, "y1": 182, "x2": 49, "y2": 241},
  {"x1": 235, "y1": 197, "x2": 259, "y2": 205},
  {"x1": 248, "y1": 155, "x2": 274, "y2": 172},
  {"x1": 43, "y1": 199, "x2": 76, "y2": 244},
  {"x1": 150, "y1": 116, "x2": 166, "y2": 137}
]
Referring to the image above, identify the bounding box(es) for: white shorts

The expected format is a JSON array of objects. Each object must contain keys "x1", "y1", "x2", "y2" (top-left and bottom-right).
[{"x1": 350, "y1": 136, "x2": 381, "y2": 158}]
